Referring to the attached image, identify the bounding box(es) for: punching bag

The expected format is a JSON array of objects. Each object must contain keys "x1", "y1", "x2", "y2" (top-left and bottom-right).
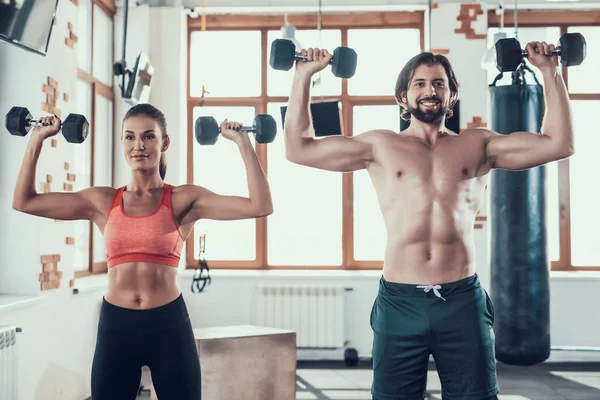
[{"x1": 489, "y1": 67, "x2": 550, "y2": 366}]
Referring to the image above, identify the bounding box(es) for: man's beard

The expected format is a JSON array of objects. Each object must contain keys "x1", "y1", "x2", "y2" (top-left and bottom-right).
[{"x1": 407, "y1": 97, "x2": 448, "y2": 125}]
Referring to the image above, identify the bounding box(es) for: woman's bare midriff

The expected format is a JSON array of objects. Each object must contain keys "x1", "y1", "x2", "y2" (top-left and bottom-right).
[{"x1": 104, "y1": 262, "x2": 181, "y2": 309}]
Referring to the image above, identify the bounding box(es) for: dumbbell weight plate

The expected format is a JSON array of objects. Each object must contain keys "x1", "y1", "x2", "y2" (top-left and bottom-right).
[
  {"x1": 560, "y1": 32, "x2": 587, "y2": 67},
  {"x1": 6, "y1": 106, "x2": 33, "y2": 136},
  {"x1": 332, "y1": 47, "x2": 358, "y2": 79},
  {"x1": 195, "y1": 116, "x2": 220, "y2": 145},
  {"x1": 253, "y1": 115, "x2": 277, "y2": 144},
  {"x1": 495, "y1": 38, "x2": 523, "y2": 72},
  {"x1": 62, "y1": 114, "x2": 90, "y2": 144},
  {"x1": 270, "y1": 39, "x2": 296, "y2": 71}
]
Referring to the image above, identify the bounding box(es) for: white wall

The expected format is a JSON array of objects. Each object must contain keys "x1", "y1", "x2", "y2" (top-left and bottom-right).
[
  {"x1": 113, "y1": 6, "x2": 188, "y2": 190},
  {"x1": 1, "y1": 2, "x2": 599, "y2": 400},
  {"x1": 0, "y1": 2, "x2": 78, "y2": 296},
  {"x1": 0, "y1": 0, "x2": 109, "y2": 397},
  {"x1": 0, "y1": 3, "x2": 188, "y2": 399}
]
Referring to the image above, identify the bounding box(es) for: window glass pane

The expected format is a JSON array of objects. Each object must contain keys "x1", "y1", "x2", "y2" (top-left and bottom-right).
[
  {"x1": 92, "y1": 5, "x2": 113, "y2": 86},
  {"x1": 569, "y1": 100, "x2": 600, "y2": 266},
  {"x1": 93, "y1": 95, "x2": 113, "y2": 263},
  {"x1": 485, "y1": 27, "x2": 561, "y2": 87},
  {"x1": 77, "y1": 0, "x2": 92, "y2": 73},
  {"x1": 93, "y1": 95, "x2": 113, "y2": 187},
  {"x1": 193, "y1": 106, "x2": 257, "y2": 260},
  {"x1": 267, "y1": 29, "x2": 341, "y2": 97},
  {"x1": 267, "y1": 102, "x2": 342, "y2": 266},
  {"x1": 73, "y1": 80, "x2": 93, "y2": 271},
  {"x1": 567, "y1": 27, "x2": 600, "y2": 94},
  {"x1": 348, "y1": 29, "x2": 421, "y2": 96},
  {"x1": 353, "y1": 106, "x2": 399, "y2": 260},
  {"x1": 190, "y1": 31, "x2": 261, "y2": 97},
  {"x1": 546, "y1": 161, "x2": 560, "y2": 262}
]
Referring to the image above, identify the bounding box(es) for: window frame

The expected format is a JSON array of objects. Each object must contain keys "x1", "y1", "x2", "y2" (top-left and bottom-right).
[
  {"x1": 488, "y1": 10, "x2": 600, "y2": 272},
  {"x1": 186, "y1": 12, "x2": 425, "y2": 270},
  {"x1": 74, "y1": 0, "x2": 116, "y2": 279}
]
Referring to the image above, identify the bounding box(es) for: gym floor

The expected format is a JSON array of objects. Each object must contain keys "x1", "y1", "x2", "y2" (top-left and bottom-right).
[{"x1": 135, "y1": 361, "x2": 600, "y2": 400}]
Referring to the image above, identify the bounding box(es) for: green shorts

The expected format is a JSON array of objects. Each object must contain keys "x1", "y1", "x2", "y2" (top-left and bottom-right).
[{"x1": 370, "y1": 274, "x2": 499, "y2": 400}]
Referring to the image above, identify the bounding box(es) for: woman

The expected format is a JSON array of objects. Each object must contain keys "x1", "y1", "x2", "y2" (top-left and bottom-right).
[{"x1": 12, "y1": 103, "x2": 273, "y2": 399}]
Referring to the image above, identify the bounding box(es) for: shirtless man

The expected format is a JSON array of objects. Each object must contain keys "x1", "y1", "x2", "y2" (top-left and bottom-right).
[{"x1": 284, "y1": 42, "x2": 573, "y2": 399}]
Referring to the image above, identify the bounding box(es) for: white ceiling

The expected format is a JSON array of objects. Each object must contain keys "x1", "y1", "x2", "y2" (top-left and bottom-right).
[{"x1": 136, "y1": 0, "x2": 600, "y2": 11}]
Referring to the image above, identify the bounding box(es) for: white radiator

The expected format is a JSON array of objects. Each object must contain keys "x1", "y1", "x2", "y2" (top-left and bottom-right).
[
  {"x1": 253, "y1": 285, "x2": 345, "y2": 348},
  {"x1": 0, "y1": 326, "x2": 20, "y2": 400}
]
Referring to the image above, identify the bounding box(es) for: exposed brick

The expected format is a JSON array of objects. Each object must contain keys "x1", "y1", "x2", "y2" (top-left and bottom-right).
[
  {"x1": 454, "y1": 4, "x2": 485, "y2": 40},
  {"x1": 42, "y1": 263, "x2": 57, "y2": 272},
  {"x1": 40, "y1": 182, "x2": 51, "y2": 193},
  {"x1": 39, "y1": 271, "x2": 63, "y2": 282},
  {"x1": 47, "y1": 77, "x2": 58, "y2": 89},
  {"x1": 40, "y1": 280, "x2": 60, "y2": 291},
  {"x1": 42, "y1": 84, "x2": 54, "y2": 95},
  {"x1": 466, "y1": 116, "x2": 488, "y2": 129}
]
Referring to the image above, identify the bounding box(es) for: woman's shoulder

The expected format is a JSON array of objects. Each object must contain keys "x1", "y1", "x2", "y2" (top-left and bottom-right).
[
  {"x1": 170, "y1": 183, "x2": 207, "y2": 197},
  {"x1": 75, "y1": 186, "x2": 119, "y2": 216},
  {"x1": 83, "y1": 185, "x2": 119, "y2": 198}
]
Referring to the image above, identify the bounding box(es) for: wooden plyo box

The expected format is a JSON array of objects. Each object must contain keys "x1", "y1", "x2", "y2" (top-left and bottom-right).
[{"x1": 150, "y1": 325, "x2": 296, "y2": 400}]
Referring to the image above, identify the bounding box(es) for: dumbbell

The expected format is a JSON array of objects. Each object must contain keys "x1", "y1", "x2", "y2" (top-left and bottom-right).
[
  {"x1": 269, "y1": 39, "x2": 358, "y2": 79},
  {"x1": 5, "y1": 106, "x2": 90, "y2": 144},
  {"x1": 195, "y1": 114, "x2": 277, "y2": 145},
  {"x1": 495, "y1": 32, "x2": 587, "y2": 73}
]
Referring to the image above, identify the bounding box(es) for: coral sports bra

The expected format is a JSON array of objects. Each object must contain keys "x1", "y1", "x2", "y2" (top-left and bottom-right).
[{"x1": 104, "y1": 184, "x2": 184, "y2": 269}]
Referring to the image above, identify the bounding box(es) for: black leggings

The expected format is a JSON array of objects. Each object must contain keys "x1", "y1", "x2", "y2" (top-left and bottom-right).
[{"x1": 91, "y1": 294, "x2": 201, "y2": 400}]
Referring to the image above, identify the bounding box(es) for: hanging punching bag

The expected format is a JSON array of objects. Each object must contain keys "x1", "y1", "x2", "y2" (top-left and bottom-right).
[{"x1": 489, "y1": 67, "x2": 550, "y2": 366}]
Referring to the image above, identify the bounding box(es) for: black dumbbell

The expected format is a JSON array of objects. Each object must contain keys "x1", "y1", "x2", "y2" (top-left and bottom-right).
[
  {"x1": 269, "y1": 39, "x2": 358, "y2": 79},
  {"x1": 495, "y1": 32, "x2": 587, "y2": 73},
  {"x1": 5, "y1": 106, "x2": 90, "y2": 144},
  {"x1": 195, "y1": 115, "x2": 277, "y2": 145}
]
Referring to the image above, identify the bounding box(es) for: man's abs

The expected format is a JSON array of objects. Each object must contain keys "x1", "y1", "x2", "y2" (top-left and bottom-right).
[
  {"x1": 376, "y1": 190, "x2": 481, "y2": 285},
  {"x1": 382, "y1": 238, "x2": 476, "y2": 285}
]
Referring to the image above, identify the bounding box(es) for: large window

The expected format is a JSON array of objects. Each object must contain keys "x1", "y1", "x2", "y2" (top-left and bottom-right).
[
  {"x1": 192, "y1": 106, "x2": 257, "y2": 262},
  {"x1": 74, "y1": 0, "x2": 115, "y2": 278},
  {"x1": 266, "y1": 102, "x2": 343, "y2": 267},
  {"x1": 187, "y1": 12, "x2": 424, "y2": 269},
  {"x1": 488, "y1": 11, "x2": 600, "y2": 271}
]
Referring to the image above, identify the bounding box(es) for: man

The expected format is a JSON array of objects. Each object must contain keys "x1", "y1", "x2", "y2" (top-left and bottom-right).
[{"x1": 284, "y1": 43, "x2": 573, "y2": 400}]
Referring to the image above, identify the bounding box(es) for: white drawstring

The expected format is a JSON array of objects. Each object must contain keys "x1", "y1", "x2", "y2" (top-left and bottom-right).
[{"x1": 416, "y1": 285, "x2": 446, "y2": 301}]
